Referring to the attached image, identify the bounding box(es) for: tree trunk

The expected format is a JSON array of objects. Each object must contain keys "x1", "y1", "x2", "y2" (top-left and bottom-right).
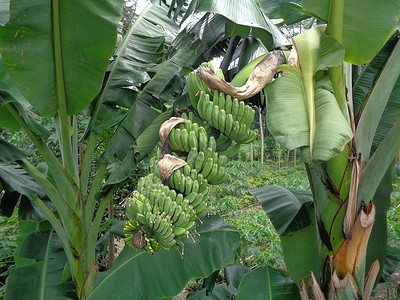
[
  {"x1": 294, "y1": 149, "x2": 297, "y2": 167},
  {"x1": 250, "y1": 143, "x2": 254, "y2": 162}
]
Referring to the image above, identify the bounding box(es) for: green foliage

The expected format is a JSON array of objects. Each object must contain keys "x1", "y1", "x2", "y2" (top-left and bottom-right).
[
  {"x1": 388, "y1": 175, "x2": 400, "y2": 248},
  {"x1": 224, "y1": 210, "x2": 284, "y2": 268},
  {"x1": 208, "y1": 160, "x2": 310, "y2": 269},
  {"x1": 0, "y1": 211, "x2": 19, "y2": 262}
]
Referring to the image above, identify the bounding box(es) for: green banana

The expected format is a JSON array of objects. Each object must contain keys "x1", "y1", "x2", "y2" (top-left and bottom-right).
[
  {"x1": 203, "y1": 147, "x2": 213, "y2": 162},
  {"x1": 218, "y1": 109, "x2": 226, "y2": 133},
  {"x1": 213, "y1": 90, "x2": 219, "y2": 107},
  {"x1": 191, "y1": 179, "x2": 199, "y2": 193},
  {"x1": 192, "y1": 123, "x2": 199, "y2": 138},
  {"x1": 187, "y1": 147, "x2": 198, "y2": 169},
  {"x1": 218, "y1": 155, "x2": 228, "y2": 167},
  {"x1": 201, "y1": 157, "x2": 214, "y2": 178},
  {"x1": 180, "y1": 128, "x2": 190, "y2": 152},
  {"x1": 211, "y1": 105, "x2": 219, "y2": 129},
  {"x1": 236, "y1": 101, "x2": 245, "y2": 123},
  {"x1": 213, "y1": 166, "x2": 227, "y2": 185},
  {"x1": 218, "y1": 92, "x2": 226, "y2": 110},
  {"x1": 225, "y1": 94, "x2": 232, "y2": 114},
  {"x1": 195, "y1": 151, "x2": 205, "y2": 171},
  {"x1": 243, "y1": 106, "x2": 256, "y2": 128},
  {"x1": 231, "y1": 98, "x2": 239, "y2": 120},
  {"x1": 206, "y1": 163, "x2": 219, "y2": 183},
  {"x1": 173, "y1": 128, "x2": 183, "y2": 151},
  {"x1": 188, "y1": 130, "x2": 198, "y2": 149},
  {"x1": 198, "y1": 132, "x2": 208, "y2": 152},
  {"x1": 209, "y1": 136, "x2": 217, "y2": 152},
  {"x1": 185, "y1": 176, "x2": 194, "y2": 194},
  {"x1": 197, "y1": 91, "x2": 207, "y2": 119},
  {"x1": 183, "y1": 165, "x2": 191, "y2": 177},
  {"x1": 216, "y1": 68, "x2": 225, "y2": 80},
  {"x1": 205, "y1": 98, "x2": 213, "y2": 124},
  {"x1": 235, "y1": 123, "x2": 248, "y2": 143},
  {"x1": 229, "y1": 121, "x2": 240, "y2": 140}
]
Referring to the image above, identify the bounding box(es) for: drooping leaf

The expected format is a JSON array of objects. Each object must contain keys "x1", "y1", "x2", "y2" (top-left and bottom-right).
[
  {"x1": 359, "y1": 118, "x2": 400, "y2": 205},
  {"x1": 366, "y1": 167, "x2": 392, "y2": 286},
  {"x1": 250, "y1": 186, "x2": 312, "y2": 235},
  {"x1": 302, "y1": 0, "x2": 400, "y2": 64},
  {"x1": 187, "y1": 284, "x2": 237, "y2": 299},
  {"x1": 258, "y1": 0, "x2": 307, "y2": 25},
  {"x1": 224, "y1": 264, "x2": 251, "y2": 289},
  {"x1": 89, "y1": 1, "x2": 177, "y2": 133},
  {"x1": 236, "y1": 266, "x2": 301, "y2": 300},
  {"x1": 0, "y1": 163, "x2": 44, "y2": 200},
  {"x1": 0, "y1": 137, "x2": 29, "y2": 162},
  {"x1": 4, "y1": 231, "x2": 77, "y2": 300},
  {"x1": 0, "y1": 0, "x2": 9, "y2": 26},
  {"x1": 87, "y1": 214, "x2": 240, "y2": 300},
  {"x1": 0, "y1": 0, "x2": 123, "y2": 116},
  {"x1": 355, "y1": 34, "x2": 400, "y2": 168},
  {"x1": 251, "y1": 186, "x2": 321, "y2": 284},
  {"x1": 382, "y1": 246, "x2": 400, "y2": 282}
]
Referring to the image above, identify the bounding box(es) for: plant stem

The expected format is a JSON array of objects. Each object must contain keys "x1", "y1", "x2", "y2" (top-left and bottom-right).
[
  {"x1": 81, "y1": 163, "x2": 108, "y2": 242},
  {"x1": 327, "y1": 0, "x2": 349, "y2": 121},
  {"x1": 18, "y1": 159, "x2": 78, "y2": 239},
  {"x1": 80, "y1": 132, "x2": 97, "y2": 199},
  {"x1": 6, "y1": 103, "x2": 78, "y2": 205},
  {"x1": 31, "y1": 196, "x2": 71, "y2": 256},
  {"x1": 52, "y1": 0, "x2": 76, "y2": 180}
]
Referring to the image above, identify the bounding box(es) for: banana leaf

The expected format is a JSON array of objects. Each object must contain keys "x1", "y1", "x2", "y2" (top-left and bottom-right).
[
  {"x1": 187, "y1": 284, "x2": 237, "y2": 299},
  {"x1": 0, "y1": 0, "x2": 123, "y2": 116},
  {"x1": 4, "y1": 230, "x2": 77, "y2": 300},
  {"x1": 236, "y1": 266, "x2": 301, "y2": 300},
  {"x1": 258, "y1": 0, "x2": 307, "y2": 25},
  {"x1": 251, "y1": 186, "x2": 321, "y2": 284},
  {"x1": 302, "y1": 0, "x2": 400, "y2": 65},
  {"x1": 87, "y1": 214, "x2": 240, "y2": 300},
  {"x1": 0, "y1": 0, "x2": 9, "y2": 25},
  {"x1": 0, "y1": 137, "x2": 29, "y2": 162}
]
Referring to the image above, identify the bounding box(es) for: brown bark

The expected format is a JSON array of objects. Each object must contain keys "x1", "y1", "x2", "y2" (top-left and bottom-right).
[{"x1": 198, "y1": 50, "x2": 286, "y2": 100}]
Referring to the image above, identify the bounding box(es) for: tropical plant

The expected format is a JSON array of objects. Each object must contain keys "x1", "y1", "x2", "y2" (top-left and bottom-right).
[{"x1": 163, "y1": 0, "x2": 400, "y2": 298}]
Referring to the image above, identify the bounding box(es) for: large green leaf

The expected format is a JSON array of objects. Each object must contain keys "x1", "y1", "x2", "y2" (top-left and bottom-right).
[
  {"x1": 251, "y1": 186, "x2": 320, "y2": 283},
  {"x1": 366, "y1": 167, "x2": 392, "y2": 287},
  {"x1": 89, "y1": 1, "x2": 178, "y2": 133},
  {"x1": 187, "y1": 284, "x2": 237, "y2": 299},
  {"x1": 258, "y1": 0, "x2": 307, "y2": 25},
  {"x1": 0, "y1": 0, "x2": 123, "y2": 116},
  {"x1": 302, "y1": 0, "x2": 400, "y2": 64},
  {"x1": 250, "y1": 186, "x2": 312, "y2": 235},
  {"x1": 382, "y1": 246, "x2": 400, "y2": 282},
  {"x1": 193, "y1": 0, "x2": 288, "y2": 48},
  {"x1": 4, "y1": 231, "x2": 76, "y2": 300},
  {"x1": 265, "y1": 65, "x2": 352, "y2": 162},
  {"x1": 87, "y1": 214, "x2": 240, "y2": 300},
  {"x1": 0, "y1": 137, "x2": 28, "y2": 162},
  {"x1": 0, "y1": 0, "x2": 9, "y2": 26},
  {"x1": 359, "y1": 118, "x2": 400, "y2": 205},
  {"x1": 356, "y1": 36, "x2": 400, "y2": 168},
  {"x1": 0, "y1": 163, "x2": 44, "y2": 199},
  {"x1": 236, "y1": 266, "x2": 301, "y2": 300}
]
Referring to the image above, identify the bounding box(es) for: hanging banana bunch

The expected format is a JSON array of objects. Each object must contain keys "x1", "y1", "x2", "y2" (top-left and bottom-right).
[{"x1": 123, "y1": 59, "x2": 268, "y2": 254}]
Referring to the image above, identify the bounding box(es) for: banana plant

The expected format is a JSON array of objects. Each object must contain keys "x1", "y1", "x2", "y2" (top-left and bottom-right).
[
  {"x1": 174, "y1": 0, "x2": 400, "y2": 298},
  {"x1": 0, "y1": 0, "x2": 289, "y2": 299},
  {"x1": 252, "y1": 0, "x2": 400, "y2": 298}
]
